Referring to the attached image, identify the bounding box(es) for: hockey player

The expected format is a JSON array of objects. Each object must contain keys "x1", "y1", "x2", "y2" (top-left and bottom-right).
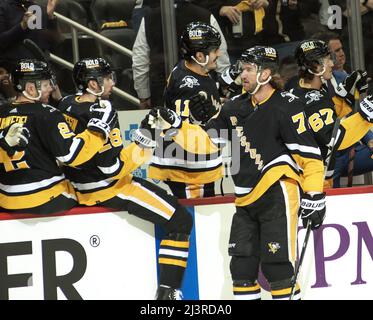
[
  {"x1": 292, "y1": 39, "x2": 373, "y2": 187},
  {"x1": 0, "y1": 59, "x2": 115, "y2": 214},
  {"x1": 148, "y1": 46, "x2": 327, "y2": 300},
  {"x1": 148, "y1": 21, "x2": 224, "y2": 199},
  {"x1": 58, "y1": 58, "x2": 193, "y2": 300}
]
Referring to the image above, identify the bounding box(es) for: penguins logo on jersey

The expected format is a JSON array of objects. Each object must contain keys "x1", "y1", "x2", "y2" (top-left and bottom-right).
[
  {"x1": 281, "y1": 89, "x2": 299, "y2": 102},
  {"x1": 305, "y1": 90, "x2": 323, "y2": 104},
  {"x1": 268, "y1": 242, "x2": 281, "y2": 254},
  {"x1": 179, "y1": 76, "x2": 200, "y2": 89}
]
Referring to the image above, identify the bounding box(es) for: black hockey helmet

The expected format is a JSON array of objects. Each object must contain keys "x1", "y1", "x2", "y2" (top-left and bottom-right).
[
  {"x1": 180, "y1": 22, "x2": 221, "y2": 59},
  {"x1": 73, "y1": 57, "x2": 115, "y2": 91},
  {"x1": 239, "y1": 46, "x2": 279, "y2": 69},
  {"x1": 12, "y1": 59, "x2": 53, "y2": 92},
  {"x1": 295, "y1": 39, "x2": 330, "y2": 69}
]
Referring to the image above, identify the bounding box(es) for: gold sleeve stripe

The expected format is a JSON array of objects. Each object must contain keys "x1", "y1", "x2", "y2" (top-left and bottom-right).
[
  {"x1": 339, "y1": 113, "x2": 372, "y2": 150},
  {"x1": 291, "y1": 154, "x2": 324, "y2": 192},
  {"x1": 332, "y1": 96, "x2": 353, "y2": 118},
  {"x1": 69, "y1": 131, "x2": 105, "y2": 167},
  {"x1": 161, "y1": 240, "x2": 190, "y2": 248},
  {"x1": 158, "y1": 258, "x2": 187, "y2": 268},
  {"x1": 172, "y1": 122, "x2": 220, "y2": 155}
]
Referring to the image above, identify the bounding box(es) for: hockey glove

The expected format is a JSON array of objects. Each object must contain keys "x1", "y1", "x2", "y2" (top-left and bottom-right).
[
  {"x1": 87, "y1": 99, "x2": 118, "y2": 141},
  {"x1": 358, "y1": 95, "x2": 373, "y2": 123},
  {"x1": 150, "y1": 106, "x2": 182, "y2": 131},
  {"x1": 219, "y1": 61, "x2": 242, "y2": 86},
  {"x1": 189, "y1": 91, "x2": 220, "y2": 124},
  {"x1": 299, "y1": 192, "x2": 326, "y2": 230},
  {"x1": 0, "y1": 123, "x2": 30, "y2": 157},
  {"x1": 131, "y1": 113, "x2": 157, "y2": 149},
  {"x1": 333, "y1": 70, "x2": 368, "y2": 106}
]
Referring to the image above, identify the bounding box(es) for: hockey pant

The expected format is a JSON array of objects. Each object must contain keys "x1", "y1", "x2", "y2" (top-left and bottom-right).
[
  {"x1": 228, "y1": 179, "x2": 301, "y2": 300},
  {"x1": 100, "y1": 177, "x2": 193, "y2": 289}
]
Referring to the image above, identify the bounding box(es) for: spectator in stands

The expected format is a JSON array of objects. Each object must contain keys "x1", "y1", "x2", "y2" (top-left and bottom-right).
[
  {"x1": 199, "y1": 0, "x2": 272, "y2": 61},
  {"x1": 132, "y1": 0, "x2": 159, "y2": 33},
  {"x1": 312, "y1": 31, "x2": 348, "y2": 83},
  {"x1": 0, "y1": 0, "x2": 59, "y2": 61},
  {"x1": 0, "y1": 60, "x2": 17, "y2": 106},
  {"x1": 132, "y1": 0, "x2": 230, "y2": 109},
  {"x1": 328, "y1": 0, "x2": 373, "y2": 83}
]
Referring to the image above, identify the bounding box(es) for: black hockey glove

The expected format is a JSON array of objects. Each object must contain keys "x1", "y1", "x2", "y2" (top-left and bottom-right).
[
  {"x1": 299, "y1": 193, "x2": 326, "y2": 230},
  {"x1": 131, "y1": 113, "x2": 157, "y2": 149},
  {"x1": 333, "y1": 70, "x2": 368, "y2": 106},
  {"x1": 151, "y1": 106, "x2": 182, "y2": 131},
  {"x1": 219, "y1": 61, "x2": 242, "y2": 86},
  {"x1": 0, "y1": 123, "x2": 30, "y2": 157},
  {"x1": 87, "y1": 99, "x2": 118, "y2": 141},
  {"x1": 358, "y1": 95, "x2": 373, "y2": 123},
  {"x1": 189, "y1": 91, "x2": 219, "y2": 124}
]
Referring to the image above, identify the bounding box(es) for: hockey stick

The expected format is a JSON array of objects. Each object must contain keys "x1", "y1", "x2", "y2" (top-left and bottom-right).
[
  {"x1": 23, "y1": 39, "x2": 51, "y2": 63},
  {"x1": 289, "y1": 117, "x2": 341, "y2": 300}
]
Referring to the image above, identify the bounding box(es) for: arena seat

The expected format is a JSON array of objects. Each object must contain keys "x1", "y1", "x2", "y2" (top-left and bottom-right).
[{"x1": 90, "y1": 0, "x2": 136, "y2": 30}]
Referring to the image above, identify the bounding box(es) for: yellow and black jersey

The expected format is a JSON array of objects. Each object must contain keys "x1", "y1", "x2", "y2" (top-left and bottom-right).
[
  {"x1": 171, "y1": 89, "x2": 325, "y2": 207},
  {"x1": 291, "y1": 81, "x2": 372, "y2": 179},
  {"x1": 0, "y1": 101, "x2": 105, "y2": 211},
  {"x1": 164, "y1": 59, "x2": 221, "y2": 122},
  {"x1": 58, "y1": 95, "x2": 151, "y2": 205},
  {"x1": 148, "y1": 60, "x2": 223, "y2": 185}
]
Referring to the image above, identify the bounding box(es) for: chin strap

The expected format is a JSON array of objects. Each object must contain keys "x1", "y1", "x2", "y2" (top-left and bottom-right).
[
  {"x1": 248, "y1": 65, "x2": 272, "y2": 95},
  {"x1": 86, "y1": 86, "x2": 104, "y2": 97},
  {"x1": 22, "y1": 90, "x2": 41, "y2": 101}
]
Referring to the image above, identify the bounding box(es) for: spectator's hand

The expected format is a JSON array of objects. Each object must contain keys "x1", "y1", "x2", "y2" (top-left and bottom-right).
[
  {"x1": 87, "y1": 100, "x2": 118, "y2": 141},
  {"x1": 365, "y1": 0, "x2": 373, "y2": 10},
  {"x1": 251, "y1": 0, "x2": 269, "y2": 10},
  {"x1": 139, "y1": 98, "x2": 151, "y2": 110},
  {"x1": 0, "y1": 123, "x2": 30, "y2": 157},
  {"x1": 299, "y1": 193, "x2": 326, "y2": 230},
  {"x1": 20, "y1": 11, "x2": 37, "y2": 30},
  {"x1": 47, "y1": 0, "x2": 58, "y2": 19},
  {"x1": 219, "y1": 6, "x2": 241, "y2": 24},
  {"x1": 288, "y1": 0, "x2": 298, "y2": 10}
]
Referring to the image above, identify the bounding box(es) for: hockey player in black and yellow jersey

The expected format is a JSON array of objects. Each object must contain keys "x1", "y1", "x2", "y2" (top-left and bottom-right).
[
  {"x1": 291, "y1": 39, "x2": 373, "y2": 187},
  {"x1": 0, "y1": 59, "x2": 115, "y2": 214},
  {"x1": 58, "y1": 58, "x2": 192, "y2": 300},
  {"x1": 148, "y1": 22, "x2": 224, "y2": 199},
  {"x1": 150, "y1": 46, "x2": 326, "y2": 300}
]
